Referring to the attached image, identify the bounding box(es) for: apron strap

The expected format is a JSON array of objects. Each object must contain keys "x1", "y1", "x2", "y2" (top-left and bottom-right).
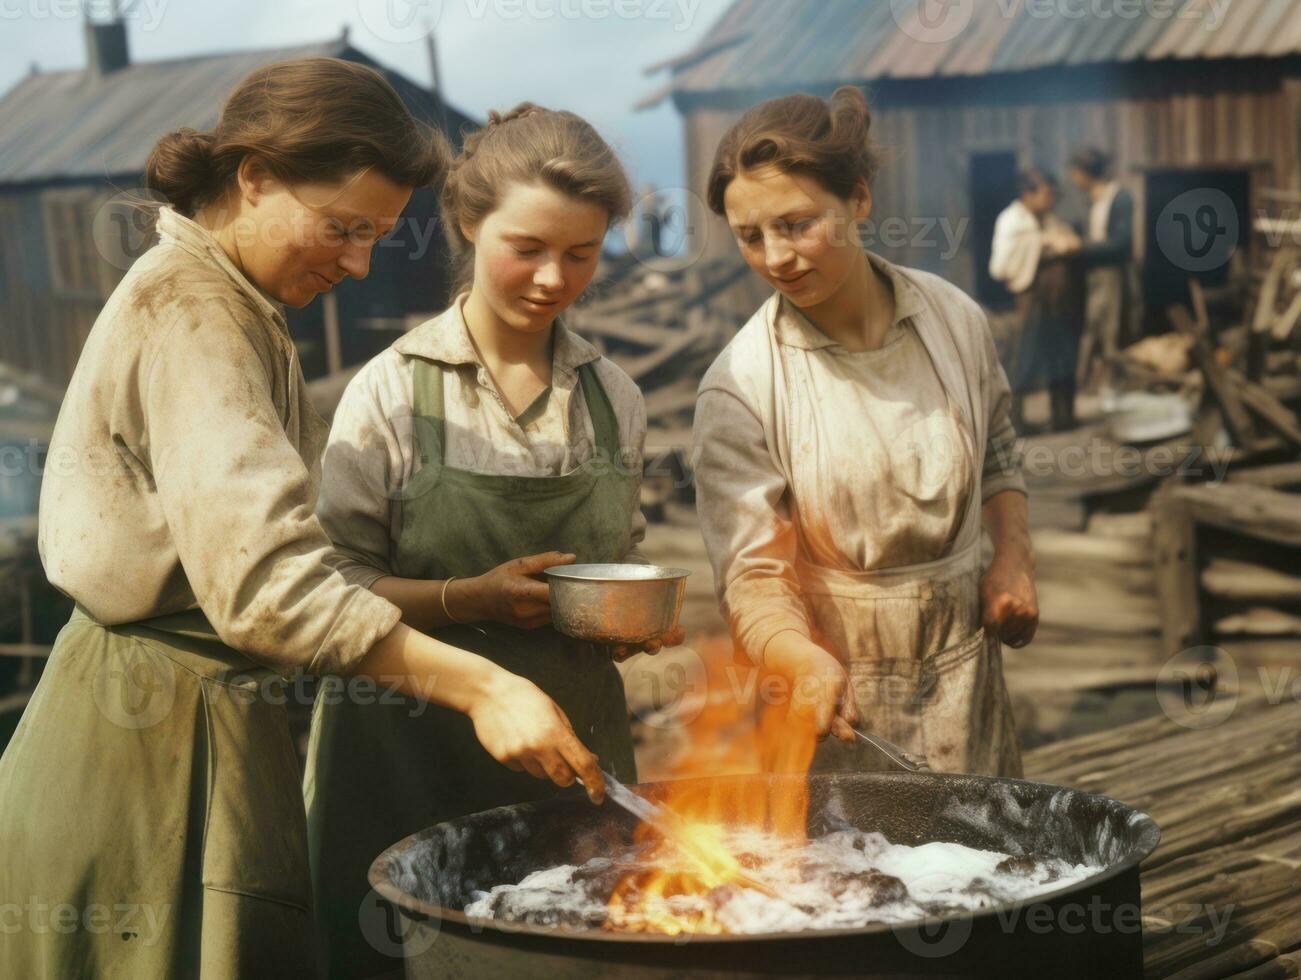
[
  {"x1": 577, "y1": 362, "x2": 621, "y2": 459},
  {"x1": 410, "y1": 357, "x2": 447, "y2": 467}
]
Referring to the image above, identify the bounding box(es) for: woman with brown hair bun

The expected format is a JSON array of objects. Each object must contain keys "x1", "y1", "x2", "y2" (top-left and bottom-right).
[
  {"x1": 0, "y1": 60, "x2": 605, "y2": 978},
  {"x1": 306, "y1": 102, "x2": 672, "y2": 979},
  {"x1": 694, "y1": 86, "x2": 1037, "y2": 777}
]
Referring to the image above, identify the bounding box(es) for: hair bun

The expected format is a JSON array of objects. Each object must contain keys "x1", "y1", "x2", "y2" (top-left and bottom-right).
[
  {"x1": 828, "y1": 85, "x2": 871, "y2": 138},
  {"x1": 144, "y1": 128, "x2": 217, "y2": 216}
]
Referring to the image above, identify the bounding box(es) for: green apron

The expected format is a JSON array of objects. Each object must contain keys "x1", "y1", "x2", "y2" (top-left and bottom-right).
[
  {"x1": 0, "y1": 606, "x2": 316, "y2": 979},
  {"x1": 304, "y1": 358, "x2": 638, "y2": 979}
]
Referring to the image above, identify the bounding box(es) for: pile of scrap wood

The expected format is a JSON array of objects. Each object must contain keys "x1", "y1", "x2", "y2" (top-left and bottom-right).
[
  {"x1": 1003, "y1": 228, "x2": 1301, "y2": 739},
  {"x1": 567, "y1": 255, "x2": 755, "y2": 522},
  {"x1": 567, "y1": 255, "x2": 752, "y2": 452},
  {"x1": 1164, "y1": 274, "x2": 1301, "y2": 463},
  {"x1": 1146, "y1": 224, "x2": 1301, "y2": 686}
]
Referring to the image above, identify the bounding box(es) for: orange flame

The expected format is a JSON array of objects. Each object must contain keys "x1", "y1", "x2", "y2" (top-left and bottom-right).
[{"x1": 607, "y1": 638, "x2": 818, "y2": 934}]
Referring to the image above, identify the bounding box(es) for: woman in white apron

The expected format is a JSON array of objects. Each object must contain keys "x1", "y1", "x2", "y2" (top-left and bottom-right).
[
  {"x1": 694, "y1": 87, "x2": 1038, "y2": 775},
  {"x1": 0, "y1": 60, "x2": 603, "y2": 979}
]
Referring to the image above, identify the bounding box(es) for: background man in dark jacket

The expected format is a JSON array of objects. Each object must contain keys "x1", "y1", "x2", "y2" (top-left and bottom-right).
[{"x1": 1069, "y1": 147, "x2": 1142, "y2": 392}]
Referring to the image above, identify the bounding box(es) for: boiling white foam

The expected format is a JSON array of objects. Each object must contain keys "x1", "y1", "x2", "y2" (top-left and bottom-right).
[{"x1": 463, "y1": 827, "x2": 1102, "y2": 934}]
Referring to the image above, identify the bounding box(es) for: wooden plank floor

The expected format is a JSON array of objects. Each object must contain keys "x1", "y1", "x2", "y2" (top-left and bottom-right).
[{"x1": 1025, "y1": 695, "x2": 1301, "y2": 979}]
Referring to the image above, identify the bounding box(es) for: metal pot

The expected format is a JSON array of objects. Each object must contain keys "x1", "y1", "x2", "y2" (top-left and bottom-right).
[
  {"x1": 544, "y1": 564, "x2": 689, "y2": 645},
  {"x1": 370, "y1": 771, "x2": 1160, "y2": 979}
]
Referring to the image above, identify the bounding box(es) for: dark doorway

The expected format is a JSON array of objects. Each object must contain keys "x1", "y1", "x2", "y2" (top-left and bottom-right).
[
  {"x1": 969, "y1": 151, "x2": 1019, "y2": 310},
  {"x1": 1143, "y1": 168, "x2": 1250, "y2": 330}
]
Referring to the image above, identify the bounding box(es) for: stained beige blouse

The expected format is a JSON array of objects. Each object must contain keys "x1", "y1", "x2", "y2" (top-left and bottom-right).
[
  {"x1": 316, "y1": 294, "x2": 648, "y2": 588},
  {"x1": 693, "y1": 251, "x2": 1026, "y2": 662},
  {"x1": 772, "y1": 307, "x2": 975, "y2": 571},
  {"x1": 37, "y1": 207, "x2": 401, "y2": 676}
]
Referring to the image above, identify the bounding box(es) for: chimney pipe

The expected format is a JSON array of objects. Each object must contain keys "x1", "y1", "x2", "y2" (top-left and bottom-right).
[{"x1": 84, "y1": 2, "x2": 130, "y2": 78}]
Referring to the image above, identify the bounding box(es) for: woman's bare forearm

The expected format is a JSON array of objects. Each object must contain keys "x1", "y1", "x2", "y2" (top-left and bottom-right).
[
  {"x1": 982, "y1": 490, "x2": 1034, "y2": 568},
  {"x1": 979, "y1": 490, "x2": 1039, "y2": 646},
  {"x1": 350, "y1": 620, "x2": 495, "y2": 713},
  {"x1": 352, "y1": 621, "x2": 605, "y2": 799},
  {"x1": 370, "y1": 575, "x2": 484, "y2": 633}
]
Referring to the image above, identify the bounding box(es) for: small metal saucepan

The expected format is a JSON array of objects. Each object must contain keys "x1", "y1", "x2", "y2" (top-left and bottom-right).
[{"x1": 544, "y1": 563, "x2": 690, "y2": 645}]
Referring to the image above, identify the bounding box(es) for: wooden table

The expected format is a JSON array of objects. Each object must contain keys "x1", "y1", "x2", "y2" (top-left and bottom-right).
[{"x1": 1025, "y1": 695, "x2": 1300, "y2": 979}]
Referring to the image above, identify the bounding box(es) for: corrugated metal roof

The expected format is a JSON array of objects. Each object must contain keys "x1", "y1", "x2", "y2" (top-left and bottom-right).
[
  {"x1": 0, "y1": 39, "x2": 472, "y2": 185},
  {"x1": 651, "y1": 0, "x2": 1301, "y2": 99}
]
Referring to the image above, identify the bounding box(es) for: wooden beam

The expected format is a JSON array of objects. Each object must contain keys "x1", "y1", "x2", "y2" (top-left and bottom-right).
[
  {"x1": 1226, "y1": 461, "x2": 1301, "y2": 489},
  {"x1": 1250, "y1": 246, "x2": 1294, "y2": 335},
  {"x1": 571, "y1": 317, "x2": 681, "y2": 349},
  {"x1": 0, "y1": 643, "x2": 51, "y2": 659},
  {"x1": 1168, "y1": 303, "x2": 1257, "y2": 448},
  {"x1": 1202, "y1": 558, "x2": 1301, "y2": 602},
  {"x1": 612, "y1": 309, "x2": 713, "y2": 384},
  {"x1": 1152, "y1": 483, "x2": 1203, "y2": 656},
  {"x1": 1271, "y1": 290, "x2": 1301, "y2": 342},
  {"x1": 1189, "y1": 276, "x2": 1210, "y2": 331},
  {"x1": 1232, "y1": 372, "x2": 1301, "y2": 448},
  {"x1": 643, "y1": 378, "x2": 700, "y2": 420},
  {"x1": 1173, "y1": 483, "x2": 1301, "y2": 548}
]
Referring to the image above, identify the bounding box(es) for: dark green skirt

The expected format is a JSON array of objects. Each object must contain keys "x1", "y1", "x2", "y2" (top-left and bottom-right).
[{"x1": 0, "y1": 608, "x2": 317, "y2": 978}]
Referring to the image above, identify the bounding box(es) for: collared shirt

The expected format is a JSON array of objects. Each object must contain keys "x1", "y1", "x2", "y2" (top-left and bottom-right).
[
  {"x1": 37, "y1": 207, "x2": 401, "y2": 676},
  {"x1": 317, "y1": 294, "x2": 648, "y2": 589}
]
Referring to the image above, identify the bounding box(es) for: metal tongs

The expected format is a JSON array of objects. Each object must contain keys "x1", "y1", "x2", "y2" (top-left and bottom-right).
[
  {"x1": 848, "y1": 726, "x2": 931, "y2": 772},
  {"x1": 583, "y1": 770, "x2": 782, "y2": 899}
]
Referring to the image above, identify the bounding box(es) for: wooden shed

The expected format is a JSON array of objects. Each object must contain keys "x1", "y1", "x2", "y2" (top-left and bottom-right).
[
  {"x1": 0, "y1": 20, "x2": 476, "y2": 383},
  {"x1": 642, "y1": 0, "x2": 1301, "y2": 320}
]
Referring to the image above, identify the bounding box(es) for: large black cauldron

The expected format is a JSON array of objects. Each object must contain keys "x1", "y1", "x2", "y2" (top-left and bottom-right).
[{"x1": 370, "y1": 772, "x2": 1160, "y2": 979}]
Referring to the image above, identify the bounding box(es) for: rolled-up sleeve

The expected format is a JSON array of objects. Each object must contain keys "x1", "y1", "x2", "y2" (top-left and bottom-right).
[
  {"x1": 145, "y1": 311, "x2": 400, "y2": 676},
  {"x1": 317, "y1": 363, "x2": 404, "y2": 590},
  {"x1": 976, "y1": 308, "x2": 1027, "y2": 501},
  {"x1": 693, "y1": 384, "x2": 810, "y2": 664}
]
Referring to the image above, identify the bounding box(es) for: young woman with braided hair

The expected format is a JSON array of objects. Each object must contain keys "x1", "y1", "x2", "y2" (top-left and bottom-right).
[{"x1": 304, "y1": 102, "x2": 673, "y2": 978}]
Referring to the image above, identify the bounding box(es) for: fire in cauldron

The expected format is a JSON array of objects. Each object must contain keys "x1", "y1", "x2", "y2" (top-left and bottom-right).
[{"x1": 370, "y1": 650, "x2": 1161, "y2": 979}]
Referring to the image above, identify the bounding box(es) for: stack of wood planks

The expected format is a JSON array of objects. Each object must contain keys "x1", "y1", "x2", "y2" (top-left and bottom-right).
[{"x1": 1152, "y1": 463, "x2": 1301, "y2": 704}]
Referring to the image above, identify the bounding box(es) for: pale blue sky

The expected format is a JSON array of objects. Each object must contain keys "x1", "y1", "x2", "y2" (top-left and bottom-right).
[{"x1": 0, "y1": 0, "x2": 726, "y2": 193}]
